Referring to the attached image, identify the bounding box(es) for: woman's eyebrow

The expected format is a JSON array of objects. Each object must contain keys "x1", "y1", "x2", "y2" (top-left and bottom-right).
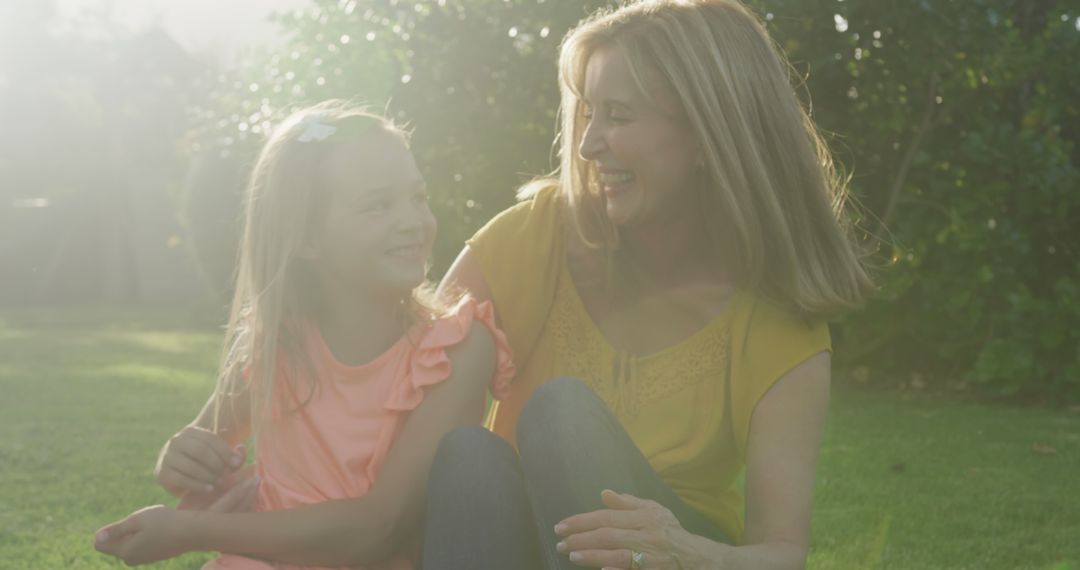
[{"x1": 582, "y1": 96, "x2": 636, "y2": 110}]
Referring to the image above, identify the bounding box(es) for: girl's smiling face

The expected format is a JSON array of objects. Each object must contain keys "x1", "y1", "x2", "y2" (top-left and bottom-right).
[
  {"x1": 307, "y1": 131, "x2": 436, "y2": 296},
  {"x1": 578, "y1": 44, "x2": 702, "y2": 227}
]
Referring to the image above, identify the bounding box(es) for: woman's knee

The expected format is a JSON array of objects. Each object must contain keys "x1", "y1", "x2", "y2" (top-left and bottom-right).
[
  {"x1": 431, "y1": 426, "x2": 514, "y2": 480},
  {"x1": 516, "y1": 377, "x2": 607, "y2": 459},
  {"x1": 427, "y1": 426, "x2": 526, "y2": 512}
]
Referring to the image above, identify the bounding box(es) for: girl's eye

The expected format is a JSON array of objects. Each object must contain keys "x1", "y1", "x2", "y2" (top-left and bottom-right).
[{"x1": 360, "y1": 200, "x2": 392, "y2": 213}]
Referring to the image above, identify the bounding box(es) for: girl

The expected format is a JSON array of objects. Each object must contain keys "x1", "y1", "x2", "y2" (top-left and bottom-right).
[{"x1": 94, "y1": 101, "x2": 514, "y2": 569}]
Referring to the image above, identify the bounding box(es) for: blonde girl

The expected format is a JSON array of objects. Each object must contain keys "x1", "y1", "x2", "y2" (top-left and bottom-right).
[{"x1": 94, "y1": 100, "x2": 514, "y2": 569}]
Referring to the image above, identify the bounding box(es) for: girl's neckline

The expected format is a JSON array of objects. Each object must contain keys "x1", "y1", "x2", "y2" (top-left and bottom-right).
[
  {"x1": 559, "y1": 251, "x2": 741, "y2": 363},
  {"x1": 308, "y1": 321, "x2": 417, "y2": 375}
]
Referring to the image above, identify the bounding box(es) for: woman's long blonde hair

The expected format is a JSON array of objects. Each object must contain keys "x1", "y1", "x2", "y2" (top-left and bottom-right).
[
  {"x1": 212, "y1": 100, "x2": 445, "y2": 438},
  {"x1": 525, "y1": 0, "x2": 874, "y2": 317}
]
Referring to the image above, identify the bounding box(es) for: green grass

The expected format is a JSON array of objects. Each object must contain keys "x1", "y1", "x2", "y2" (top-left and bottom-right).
[{"x1": 2, "y1": 308, "x2": 1078, "y2": 569}]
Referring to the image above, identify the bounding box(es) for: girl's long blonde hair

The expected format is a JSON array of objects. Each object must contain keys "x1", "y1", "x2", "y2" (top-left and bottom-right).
[
  {"x1": 525, "y1": 0, "x2": 874, "y2": 317},
  {"x1": 212, "y1": 100, "x2": 445, "y2": 438}
]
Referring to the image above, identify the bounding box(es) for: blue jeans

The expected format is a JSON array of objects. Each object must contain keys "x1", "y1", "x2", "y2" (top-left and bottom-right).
[{"x1": 422, "y1": 377, "x2": 730, "y2": 569}]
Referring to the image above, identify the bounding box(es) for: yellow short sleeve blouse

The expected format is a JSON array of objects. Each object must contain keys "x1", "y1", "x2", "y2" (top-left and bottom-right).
[{"x1": 466, "y1": 186, "x2": 831, "y2": 542}]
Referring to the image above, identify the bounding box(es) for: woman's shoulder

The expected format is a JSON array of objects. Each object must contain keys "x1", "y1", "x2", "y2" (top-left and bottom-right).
[
  {"x1": 731, "y1": 291, "x2": 831, "y2": 370},
  {"x1": 461, "y1": 184, "x2": 566, "y2": 371},
  {"x1": 466, "y1": 182, "x2": 563, "y2": 249}
]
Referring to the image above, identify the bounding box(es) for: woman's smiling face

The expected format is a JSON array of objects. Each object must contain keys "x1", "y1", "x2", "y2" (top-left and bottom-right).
[{"x1": 577, "y1": 44, "x2": 702, "y2": 228}]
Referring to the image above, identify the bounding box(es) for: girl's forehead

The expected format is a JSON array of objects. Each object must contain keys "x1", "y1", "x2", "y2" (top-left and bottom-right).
[{"x1": 320, "y1": 135, "x2": 421, "y2": 193}]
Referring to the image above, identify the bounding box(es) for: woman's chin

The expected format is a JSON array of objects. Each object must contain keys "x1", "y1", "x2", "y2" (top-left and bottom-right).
[
  {"x1": 603, "y1": 186, "x2": 643, "y2": 227},
  {"x1": 604, "y1": 201, "x2": 641, "y2": 227}
]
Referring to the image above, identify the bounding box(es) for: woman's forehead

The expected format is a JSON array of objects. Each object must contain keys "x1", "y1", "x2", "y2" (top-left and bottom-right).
[
  {"x1": 583, "y1": 45, "x2": 638, "y2": 102},
  {"x1": 583, "y1": 44, "x2": 682, "y2": 117}
]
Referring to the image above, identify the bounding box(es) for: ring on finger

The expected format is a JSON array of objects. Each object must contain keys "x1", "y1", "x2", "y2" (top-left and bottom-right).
[{"x1": 630, "y1": 549, "x2": 645, "y2": 569}]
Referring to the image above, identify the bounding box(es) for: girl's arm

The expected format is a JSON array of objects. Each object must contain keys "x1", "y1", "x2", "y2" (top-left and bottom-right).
[{"x1": 98, "y1": 324, "x2": 497, "y2": 567}]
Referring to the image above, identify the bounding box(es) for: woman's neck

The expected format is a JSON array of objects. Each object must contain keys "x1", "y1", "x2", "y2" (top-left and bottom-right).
[{"x1": 619, "y1": 206, "x2": 713, "y2": 285}]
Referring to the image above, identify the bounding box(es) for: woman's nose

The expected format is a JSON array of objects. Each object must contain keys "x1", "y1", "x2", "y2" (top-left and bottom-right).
[{"x1": 578, "y1": 118, "x2": 605, "y2": 162}]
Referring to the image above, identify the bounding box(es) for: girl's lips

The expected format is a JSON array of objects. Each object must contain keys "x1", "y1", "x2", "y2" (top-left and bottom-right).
[{"x1": 385, "y1": 244, "x2": 424, "y2": 259}]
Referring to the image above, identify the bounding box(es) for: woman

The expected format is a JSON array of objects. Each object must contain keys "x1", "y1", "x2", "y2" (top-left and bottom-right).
[{"x1": 422, "y1": 1, "x2": 873, "y2": 569}]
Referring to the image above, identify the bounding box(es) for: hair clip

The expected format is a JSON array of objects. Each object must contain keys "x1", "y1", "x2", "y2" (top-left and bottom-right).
[{"x1": 297, "y1": 113, "x2": 337, "y2": 142}]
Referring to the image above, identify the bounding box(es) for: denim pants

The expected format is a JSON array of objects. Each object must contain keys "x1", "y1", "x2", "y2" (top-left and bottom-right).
[{"x1": 421, "y1": 377, "x2": 730, "y2": 569}]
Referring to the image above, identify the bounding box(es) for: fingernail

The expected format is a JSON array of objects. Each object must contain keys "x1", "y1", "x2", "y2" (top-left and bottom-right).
[
  {"x1": 554, "y1": 523, "x2": 567, "y2": 535},
  {"x1": 569, "y1": 552, "x2": 582, "y2": 563},
  {"x1": 96, "y1": 530, "x2": 109, "y2": 543},
  {"x1": 555, "y1": 541, "x2": 568, "y2": 554}
]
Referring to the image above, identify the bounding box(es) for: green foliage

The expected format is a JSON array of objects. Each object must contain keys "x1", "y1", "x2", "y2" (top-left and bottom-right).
[
  {"x1": 763, "y1": 0, "x2": 1080, "y2": 401},
  {"x1": 184, "y1": 0, "x2": 1080, "y2": 400}
]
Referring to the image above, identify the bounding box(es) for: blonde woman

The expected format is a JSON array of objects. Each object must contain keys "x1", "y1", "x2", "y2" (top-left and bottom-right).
[{"x1": 424, "y1": 1, "x2": 873, "y2": 568}]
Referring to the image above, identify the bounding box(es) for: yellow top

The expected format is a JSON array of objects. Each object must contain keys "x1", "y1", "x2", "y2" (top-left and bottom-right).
[{"x1": 467, "y1": 186, "x2": 831, "y2": 543}]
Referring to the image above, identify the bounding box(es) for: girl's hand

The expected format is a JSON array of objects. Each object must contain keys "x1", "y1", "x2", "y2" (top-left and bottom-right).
[
  {"x1": 93, "y1": 505, "x2": 193, "y2": 566},
  {"x1": 554, "y1": 490, "x2": 723, "y2": 570},
  {"x1": 94, "y1": 477, "x2": 260, "y2": 565},
  {"x1": 155, "y1": 426, "x2": 245, "y2": 497}
]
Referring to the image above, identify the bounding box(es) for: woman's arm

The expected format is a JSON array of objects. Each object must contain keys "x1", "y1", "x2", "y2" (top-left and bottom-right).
[
  {"x1": 97, "y1": 324, "x2": 498, "y2": 567},
  {"x1": 721, "y1": 350, "x2": 831, "y2": 569},
  {"x1": 437, "y1": 245, "x2": 493, "y2": 302},
  {"x1": 552, "y1": 352, "x2": 831, "y2": 569}
]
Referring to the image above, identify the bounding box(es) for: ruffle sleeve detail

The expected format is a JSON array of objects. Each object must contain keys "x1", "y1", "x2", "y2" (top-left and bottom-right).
[{"x1": 383, "y1": 297, "x2": 515, "y2": 413}]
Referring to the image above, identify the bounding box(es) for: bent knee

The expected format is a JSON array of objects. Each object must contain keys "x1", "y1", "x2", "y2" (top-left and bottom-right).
[
  {"x1": 432, "y1": 426, "x2": 513, "y2": 474},
  {"x1": 516, "y1": 377, "x2": 604, "y2": 452}
]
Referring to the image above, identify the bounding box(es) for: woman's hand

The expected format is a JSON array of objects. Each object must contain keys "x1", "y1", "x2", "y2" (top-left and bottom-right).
[
  {"x1": 155, "y1": 426, "x2": 245, "y2": 497},
  {"x1": 555, "y1": 490, "x2": 728, "y2": 569}
]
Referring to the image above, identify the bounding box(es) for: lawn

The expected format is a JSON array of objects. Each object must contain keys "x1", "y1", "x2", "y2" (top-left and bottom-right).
[{"x1": 1, "y1": 308, "x2": 1077, "y2": 569}]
